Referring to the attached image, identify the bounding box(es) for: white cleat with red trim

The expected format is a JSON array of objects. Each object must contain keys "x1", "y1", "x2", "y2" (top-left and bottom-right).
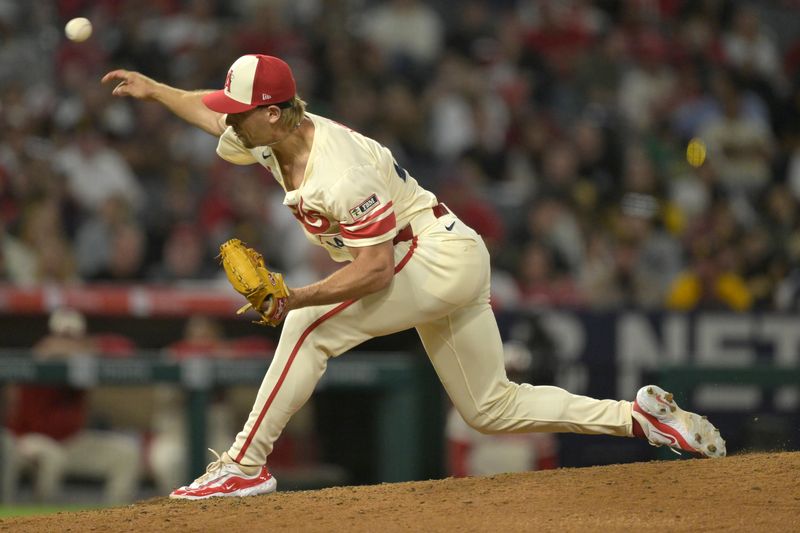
[
  {"x1": 632, "y1": 385, "x2": 726, "y2": 458},
  {"x1": 169, "y1": 449, "x2": 277, "y2": 500}
]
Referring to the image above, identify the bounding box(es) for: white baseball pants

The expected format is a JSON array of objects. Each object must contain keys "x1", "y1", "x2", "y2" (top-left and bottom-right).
[{"x1": 228, "y1": 209, "x2": 633, "y2": 466}]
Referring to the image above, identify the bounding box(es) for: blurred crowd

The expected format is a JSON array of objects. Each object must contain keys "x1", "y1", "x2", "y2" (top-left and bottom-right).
[{"x1": 3, "y1": 0, "x2": 800, "y2": 312}]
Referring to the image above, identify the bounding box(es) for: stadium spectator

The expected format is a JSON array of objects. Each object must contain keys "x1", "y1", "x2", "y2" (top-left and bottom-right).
[
  {"x1": 443, "y1": 0, "x2": 497, "y2": 62},
  {"x1": 516, "y1": 241, "x2": 583, "y2": 307},
  {"x1": 54, "y1": 119, "x2": 144, "y2": 213},
  {"x1": 426, "y1": 53, "x2": 501, "y2": 160},
  {"x1": 16, "y1": 199, "x2": 79, "y2": 284},
  {"x1": 90, "y1": 222, "x2": 148, "y2": 282},
  {"x1": 0, "y1": 217, "x2": 37, "y2": 285},
  {"x1": 4, "y1": 308, "x2": 140, "y2": 504},
  {"x1": 149, "y1": 223, "x2": 216, "y2": 281},
  {"x1": 722, "y1": 4, "x2": 783, "y2": 90},
  {"x1": 575, "y1": 28, "x2": 627, "y2": 112},
  {"x1": 74, "y1": 195, "x2": 133, "y2": 279},
  {"x1": 618, "y1": 32, "x2": 676, "y2": 134},
  {"x1": 666, "y1": 240, "x2": 752, "y2": 312},
  {"x1": 517, "y1": 196, "x2": 584, "y2": 276},
  {"x1": 698, "y1": 71, "x2": 774, "y2": 193},
  {"x1": 359, "y1": 0, "x2": 444, "y2": 74}
]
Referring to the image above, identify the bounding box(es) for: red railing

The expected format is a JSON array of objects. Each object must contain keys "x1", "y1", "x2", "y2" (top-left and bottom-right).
[{"x1": 0, "y1": 284, "x2": 243, "y2": 317}]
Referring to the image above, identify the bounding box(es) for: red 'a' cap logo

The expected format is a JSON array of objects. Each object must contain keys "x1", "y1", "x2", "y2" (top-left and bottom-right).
[{"x1": 224, "y1": 69, "x2": 234, "y2": 93}]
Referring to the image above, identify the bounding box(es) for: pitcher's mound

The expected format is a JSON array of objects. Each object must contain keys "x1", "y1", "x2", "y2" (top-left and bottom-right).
[{"x1": 4, "y1": 452, "x2": 799, "y2": 532}]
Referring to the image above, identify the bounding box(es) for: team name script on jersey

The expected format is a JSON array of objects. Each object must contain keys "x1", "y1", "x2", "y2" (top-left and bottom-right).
[{"x1": 289, "y1": 197, "x2": 332, "y2": 234}]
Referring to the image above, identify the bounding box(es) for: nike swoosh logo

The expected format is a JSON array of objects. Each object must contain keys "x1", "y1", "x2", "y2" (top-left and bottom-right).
[
  {"x1": 650, "y1": 428, "x2": 678, "y2": 447},
  {"x1": 445, "y1": 221, "x2": 456, "y2": 231},
  {"x1": 262, "y1": 151, "x2": 271, "y2": 159}
]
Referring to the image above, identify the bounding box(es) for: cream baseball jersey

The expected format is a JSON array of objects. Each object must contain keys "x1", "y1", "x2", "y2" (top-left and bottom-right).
[{"x1": 216, "y1": 113, "x2": 437, "y2": 262}]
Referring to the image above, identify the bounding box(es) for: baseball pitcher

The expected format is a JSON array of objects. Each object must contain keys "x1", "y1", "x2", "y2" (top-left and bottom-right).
[{"x1": 102, "y1": 55, "x2": 725, "y2": 499}]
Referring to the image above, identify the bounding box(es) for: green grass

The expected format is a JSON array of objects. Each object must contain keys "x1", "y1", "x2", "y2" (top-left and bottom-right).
[{"x1": 0, "y1": 504, "x2": 99, "y2": 518}]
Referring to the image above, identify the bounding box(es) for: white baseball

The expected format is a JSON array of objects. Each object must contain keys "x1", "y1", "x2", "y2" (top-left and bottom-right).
[{"x1": 65, "y1": 17, "x2": 92, "y2": 42}]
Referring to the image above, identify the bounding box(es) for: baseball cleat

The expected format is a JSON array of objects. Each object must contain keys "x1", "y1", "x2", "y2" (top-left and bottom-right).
[
  {"x1": 169, "y1": 449, "x2": 277, "y2": 500},
  {"x1": 632, "y1": 385, "x2": 726, "y2": 458}
]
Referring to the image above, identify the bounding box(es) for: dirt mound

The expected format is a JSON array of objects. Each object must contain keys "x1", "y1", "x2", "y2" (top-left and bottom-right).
[{"x1": 3, "y1": 452, "x2": 798, "y2": 532}]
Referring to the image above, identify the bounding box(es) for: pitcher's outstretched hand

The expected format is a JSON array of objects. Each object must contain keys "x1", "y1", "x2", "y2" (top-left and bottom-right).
[{"x1": 101, "y1": 70, "x2": 158, "y2": 100}]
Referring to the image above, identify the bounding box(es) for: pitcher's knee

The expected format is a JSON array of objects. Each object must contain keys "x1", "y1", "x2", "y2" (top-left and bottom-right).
[
  {"x1": 459, "y1": 397, "x2": 515, "y2": 435},
  {"x1": 458, "y1": 382, "x2": 562, "y2": 434},
  {"x1": 463, "y1": 411, "x2": 506, "y2": 434}
]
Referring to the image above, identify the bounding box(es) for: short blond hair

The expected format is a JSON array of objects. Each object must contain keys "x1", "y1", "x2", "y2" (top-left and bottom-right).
[{"x1": 277, "y1": 95, "x2": 307, "y2": 129}]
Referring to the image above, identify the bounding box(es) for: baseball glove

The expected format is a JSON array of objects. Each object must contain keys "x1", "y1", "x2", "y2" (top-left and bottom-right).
[{"x1": 218, "y1": 238, "x2": 290, "y2": 327}]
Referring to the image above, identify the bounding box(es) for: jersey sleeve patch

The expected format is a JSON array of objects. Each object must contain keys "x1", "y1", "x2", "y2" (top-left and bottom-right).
[
  {"x1": 340, "y1": 201, "x2": 395, "y2": 242},
  {"x1": 349, "y1": 193, "x2": 381, "y2": 220}
]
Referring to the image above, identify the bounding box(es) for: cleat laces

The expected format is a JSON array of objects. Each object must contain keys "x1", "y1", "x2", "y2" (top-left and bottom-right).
[{"x1": 192, "y1": 448, "x2": 226, "y2": 486}]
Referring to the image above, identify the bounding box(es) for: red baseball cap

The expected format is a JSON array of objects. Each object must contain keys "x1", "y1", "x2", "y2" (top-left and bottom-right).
[{"x1": 202, "y1": 54, "x2": 296, "y2": 114}]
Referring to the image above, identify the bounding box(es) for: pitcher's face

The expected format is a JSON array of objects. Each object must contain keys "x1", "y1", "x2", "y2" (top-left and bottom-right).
[{"x1": 226, "y1": 106, "x2": 281, "y2": 148}]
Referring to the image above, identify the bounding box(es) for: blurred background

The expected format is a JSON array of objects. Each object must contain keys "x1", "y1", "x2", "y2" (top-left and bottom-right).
[{"x1": 1, "y1": 0, "x2": 800, "y2": 512}]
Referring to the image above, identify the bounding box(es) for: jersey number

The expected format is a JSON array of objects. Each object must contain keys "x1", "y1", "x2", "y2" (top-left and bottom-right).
[{"x1": 322, "y1": 236, "x2": 345, "y2": 249}]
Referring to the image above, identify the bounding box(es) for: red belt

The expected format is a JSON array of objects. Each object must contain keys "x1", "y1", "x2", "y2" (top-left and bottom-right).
[{"x1": 393, "y1": 203, "x2": 450, "y2": 245}]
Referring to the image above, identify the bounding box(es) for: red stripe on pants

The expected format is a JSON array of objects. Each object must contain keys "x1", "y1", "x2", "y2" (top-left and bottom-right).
[{"x1": 235, "y1": 237, "x2": 419, "y2": 463}]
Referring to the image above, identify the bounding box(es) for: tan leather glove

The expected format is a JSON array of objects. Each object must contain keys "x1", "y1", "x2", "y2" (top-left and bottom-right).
[{"x1": 219, "y1": 239, "x2": 290, "y2": 327}]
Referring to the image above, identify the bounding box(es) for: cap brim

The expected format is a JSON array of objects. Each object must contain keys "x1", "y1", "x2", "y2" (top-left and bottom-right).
[{"x1": 201, "y1": 90, "x2": 257, "y2": 114}]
